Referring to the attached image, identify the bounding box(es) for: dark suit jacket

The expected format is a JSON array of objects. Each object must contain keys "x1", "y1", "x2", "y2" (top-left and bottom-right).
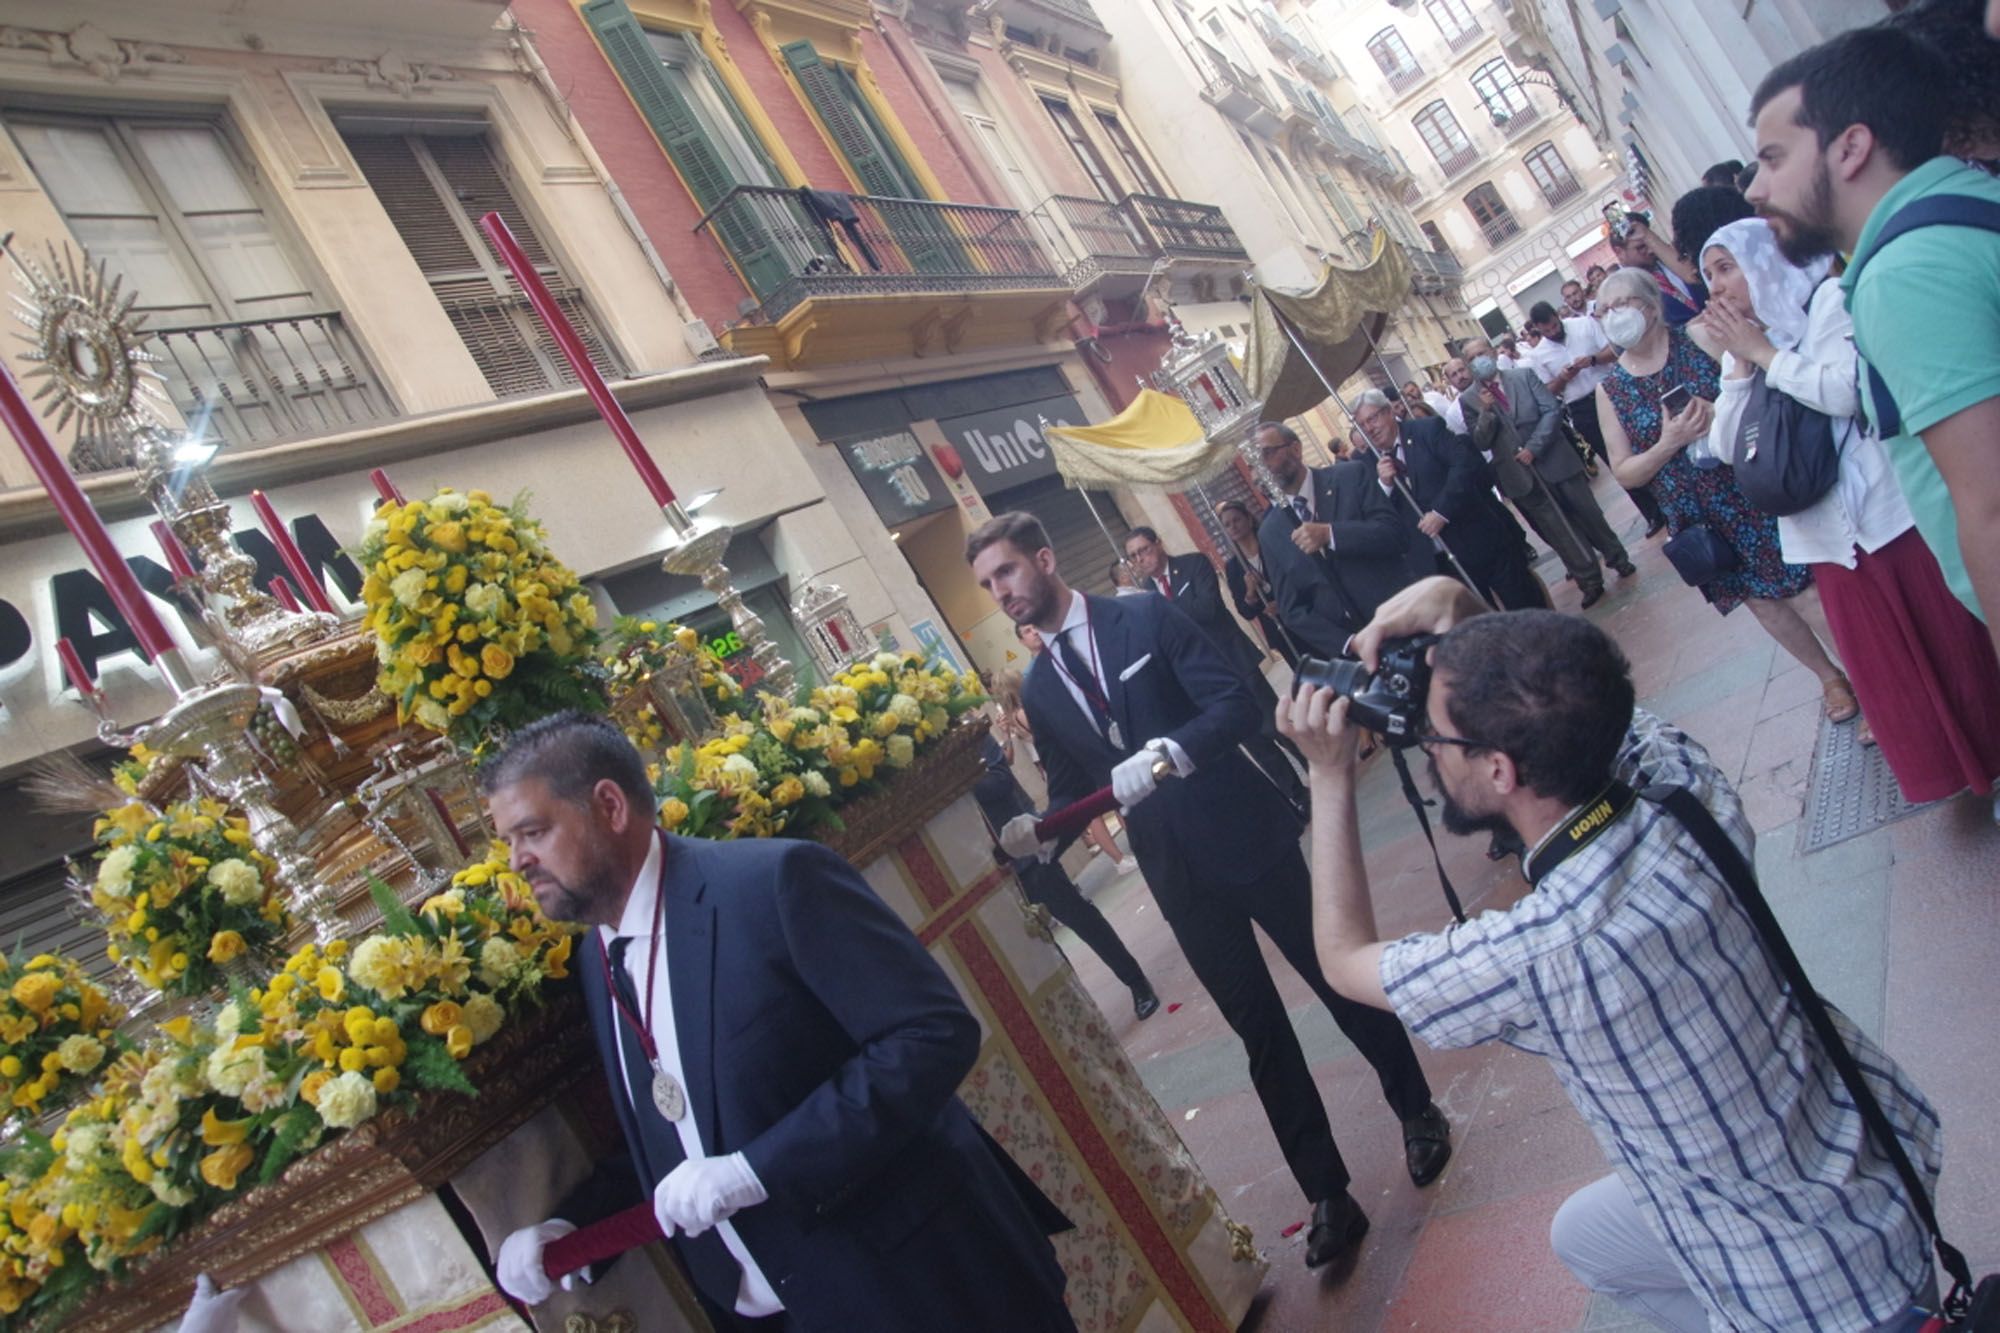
[
  {"x1": 573, "y1": 835, "x2": 1071, "y2": 1332},
  {"x1": 1155, "y1": 551, "x2": 1265, "y2": 685},
  {"x1": 1256, "y1": 461, "x2": 1422, "y2": 658},
  {"x1": 1023, "y1": 594, "x2": 1299, "y2": 897},
  {"x1": 1458, "y1": 368, "x2": 1579, "y2": 494},
  {"x1": 1378, "y1": 416, "x2": 1518, "y2": 573},
  {"x1": 1223, "y1": 551, "x2": 1294, "y2": 665}
]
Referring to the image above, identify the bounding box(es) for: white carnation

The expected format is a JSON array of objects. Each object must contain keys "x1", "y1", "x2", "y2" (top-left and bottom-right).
[
  {"x1": 205, "y1": 1042, "x2": 268, "y2": 1099},
  {"x1": 464, "y1": 582, "x2": 506, "y2": 620},
  {"x1": 390, "y1": 568, "x2": 428, "y2": 608},
  {"x1": 428, "y1": 491, "x2": 470, "y2": 515},
  {"x1": 96, "y1": 846, "x2": 139, "y2": 898},
  {"x1": 477, "y1": 937, "x2": 523, "y2": 989},
  {"x1": 720, "y1": 754, "x2": 759, "y2": 780},
  {"x1": 802, "y1": 770, "x2": 831, "y2": 798},
  {"x1": 206, "y1": 858, "x2": 263, "y2": 907},
  {"x1": 315, "y1": 1071, "x2": 378, "y2": 1130}
]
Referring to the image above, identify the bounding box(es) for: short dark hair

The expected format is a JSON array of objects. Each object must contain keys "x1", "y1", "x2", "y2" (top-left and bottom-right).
[
  {"x1": 1702, "y1": 159, "x2": 1746, "y2": 189},
  {"x1": 478, "y1": 710, "x2": 655, "y2": 815},
  {"x1": 1669, "y1": 185, "x2": 1755, "y2": 263},
  {"x1": 1883, "y1": 0, "x2": 2000, "y2": 160},
  {"x1": 1433, "y1": 611, "x2": 1635, "y2": 805},
  {"x1": 1216, "y1": 499, "x2": 1253, "y2": 521},
  {"x1": 1527, "y1": 300, "x2": 1559, "y2": 325},
  {"x1": 1255, "y1": 421, "x2": 1300, "y2": 446},
  {"x1": 966, "y1": 510, "x2": 1050, "y2": 564},
  {"x1": 1126, "y1": 526, "x2": 1160, "y2": 547},
  {"x1": 1750, "y1": 25, "x2": 1949, "y2": 172}
]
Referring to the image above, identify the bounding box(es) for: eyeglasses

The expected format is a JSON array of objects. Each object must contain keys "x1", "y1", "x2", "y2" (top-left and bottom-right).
[{"x1": 1416, "y1": 731, "x2": 1489, "y2": 755}]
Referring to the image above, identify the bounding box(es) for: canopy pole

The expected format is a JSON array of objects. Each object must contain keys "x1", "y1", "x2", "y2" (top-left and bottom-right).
[
  {"x1": 1191, "y1": 478, "x2": 1305, "y2": 663},
  {"x1": 1042, "y1": 414, "x2": 1135, "y2": 575},
  {"x1": 1267, "y1": 299, "x2": 1493, "y2": 609}
]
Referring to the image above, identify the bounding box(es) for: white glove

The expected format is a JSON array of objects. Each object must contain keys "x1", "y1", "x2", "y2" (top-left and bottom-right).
[
  {"x1": 1111, "y1": 746, "x2": 1165, "y2": 809},
  {"x1": 496, "y1": 1218, "x2": 582, "y2": 1306},
  {"x1": 179, "y1": 1274, "x2": 245, "y2": 1333},
  {"x1": 654, "y1": 1153, "x2": 768, "y2": 1239},
  {"x1": 999, "y1": 813, "x2": 1054, "y2": 862}
]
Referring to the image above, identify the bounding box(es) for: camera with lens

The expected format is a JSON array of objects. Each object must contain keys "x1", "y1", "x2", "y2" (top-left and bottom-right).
[{"x1": 1292, "y1": 635, "x2": 1438, "y2": 746}]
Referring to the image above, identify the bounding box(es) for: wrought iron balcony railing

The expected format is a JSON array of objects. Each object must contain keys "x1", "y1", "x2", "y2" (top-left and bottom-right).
[
  {"x1": 1038, "y1": 192, "x2": 1249, "y2": 291},
  {"x1": 1432, "y1": 144, "x2": 1484, "y2": 179},
  {"x1": 1123, "y1": 194, "x2": 1250, "y2": 260},
  {"x1": 1383, "y1": 61, "x2": 1426, "y2": 94},
  {"x1": 1479, "y1": 213, "x2": 1524, "y2": 248},
  {"x1": 1443, "y1": 24, "x2": 1486, "y2": 53},
  {"x1": 694, "y1": 186, "x2": 1063, "y2": 323},
  {"x1": 149, "y1": 311, "x2": 394, "y2": 452},
  {"x1": 1497, "y1": 102, "x2": 1545, "y2": 137},
  {"x1": 1401, "y1": 242, "x2": 1463, "y2": 294},
  {"x1": 1537, "y1": 175, "x2": 1584, "y2": 207}
]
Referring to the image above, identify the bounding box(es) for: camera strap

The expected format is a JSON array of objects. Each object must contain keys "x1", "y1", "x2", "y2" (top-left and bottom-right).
[
  {"x1": 1524, "y1": 780, "x2": 1640, "y2": 885},
  {"x1": 1389, "y1": 746, "x2": 1466, "y2": 924}
]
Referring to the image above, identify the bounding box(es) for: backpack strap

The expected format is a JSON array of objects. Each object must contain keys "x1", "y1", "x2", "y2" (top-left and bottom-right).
[{"x1": 1847, "y1": 194, "x2": 2000, "y2": 438}]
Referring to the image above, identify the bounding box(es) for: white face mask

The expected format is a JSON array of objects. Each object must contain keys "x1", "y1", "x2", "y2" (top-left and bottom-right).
[{"x1": 1602, "y1": 306, "x2": 1650, "y2": 348}]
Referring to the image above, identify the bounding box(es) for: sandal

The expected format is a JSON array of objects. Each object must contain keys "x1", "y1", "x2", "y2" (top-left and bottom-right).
[
  {"x1": 1822, "y1": 675, "x2": 1859, "y2": 724},
  {"x1": 1858, "y1": 718, "x2": 1877, "y2": 748}
]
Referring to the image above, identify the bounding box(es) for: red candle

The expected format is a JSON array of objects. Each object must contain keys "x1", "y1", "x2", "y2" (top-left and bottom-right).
[
  {"x1": 0, "y1": 362, "x2": 177, "y2": 659},
  {"x1": 370, "y1": 468, "x2": 405, "y2": 506},
  {"x1": 55, "y1": 636, "x2": 98, "y2": 698},
  {"x1": 249, "y1": 489, "x2": 337, "y2": 614},
  {"x1": 270, "y1": 576, "x2": 303, "y2": 613},
  {"x1": 477, "y1": 212, "x2": 677, "y2": 509},
  {"x1": 150, "y1": 520, "x2": 198, "y2": 582}
]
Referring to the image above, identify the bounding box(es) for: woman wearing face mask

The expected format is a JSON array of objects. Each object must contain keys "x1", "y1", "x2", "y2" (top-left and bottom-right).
[
  {"x1": 1595, "y1": 269, "x2": 1855, "y2": 715},
  {"x1": 1699, "y1": 219, "x2": 2000, "y2": 806}
]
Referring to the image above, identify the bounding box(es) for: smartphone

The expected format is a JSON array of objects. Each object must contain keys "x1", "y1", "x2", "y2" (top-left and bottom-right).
[{"x1": 1660, "y1": 383, "x2": 1695, "y2": 417}]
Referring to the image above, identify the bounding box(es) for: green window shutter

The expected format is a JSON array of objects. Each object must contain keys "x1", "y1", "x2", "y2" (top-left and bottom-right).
[
  {"x1": 780, "y1": 40, "x2": 915, "y2": 200},
  {"x1": 580, "y1": 0, "x2": 790, "y2": 301}
]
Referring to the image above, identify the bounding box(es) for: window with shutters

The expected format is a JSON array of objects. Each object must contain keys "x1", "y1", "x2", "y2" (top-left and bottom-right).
[
  {"x1": 1094, "y1": 111, "x2": 1165, "y2": 198},
  {"x1": 1464, "y1": 180, "x2": 1520, "y2": 246},
  {"x1": 647, "y1": 30, "x2": 780, "y2": 189},
  {"x1": 1425, "y1": 0, "x2": 1478, "y2": 46},
  {"x1": 1043, "y1": 98, "x2": 1119, "y2": 202},
  {"x1": 1523, "y1": 140, "x2": 1581, "y2": 204},
  {"x1": 1413, "y1": 100, "x2": 1476, "y2": 173},
  {"x1": 1366, "y1": 27, "x2": 1422, "y2": 90},
  {"x1": 1469, "y1": 58, "x2": 1528, "y2": 122},
  {"x1": 7, "y1": 109, "x2": 391, "y2": 452},
  {"x1": 342, "y1": 127, "x2": 623, "y2": 399},
  {"x1": 780, "y1": 41, "x2": 926, "y2": 200}
]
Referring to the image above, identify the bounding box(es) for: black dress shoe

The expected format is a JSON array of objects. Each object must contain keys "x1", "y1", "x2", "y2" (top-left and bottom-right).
[
  {"x1": 1132, "y1": 982, "x2": 1160, "y2": 1021},
  {"x1": 1579, "y1": 585, "x2": 1606, "y2": 609},
  {"x1": 1644, "y1": 518, "x2": 1669, "y2": 539},
  {"x1": 1403, "y1": 1103, "x2": 1453, "y2": 1187},
  {"x1": 1304, "y1": 1192, "x2": 1370, "y2": 1268},
  {"x1": 1612, "y1": 560, "x2": 1639, "y2": 578}
]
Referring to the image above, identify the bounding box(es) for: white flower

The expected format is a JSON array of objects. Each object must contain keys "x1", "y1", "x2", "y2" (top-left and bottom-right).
[
  {"x1": 63, "y1": 1125, "x2": 106, "y2": 1172},
  {"x1": 464, "y1": 582, "x2": 506, "y2": 620},
  {"x1": 361, "y1": 517, "x2": 387, "y2": 547},
  {"x1": 872, "y1": 652, "x2": 903, "y2": 673},
  {"x1": 215, "y1": 1002, "x2": 242, "y2": 1040},
  {"x1": 206, "y1": 1042, "x2": 268, "y2": 1099},
  {"x1": 56, "y1": 1034, "x2": 105, "y2": 1075},
  {"x1": 429, "y1": 491, "x2": 470, "y2": 515},
  {"x1": 376, "y1": 634, "x2": 397, "y2": 665},
  {"x1": 788, "y1": 707, "x2": 821, "y2": 725},
  {"x1": 477, "y1": 937, "x2": 523, "y2": 990},
  {"x1": 390, "y1": 568, "x2": 428, "y2": 608},
  {"x1": 207, "y1": 858, "x2": 263, "y2": 907},
  {"x1": 413, "y1": 698, "x2": 450, "y2": 732},
  {"x1": 239, "y1": 1074, "x2": 288, "y2": 1114},
  {"x1": 802, "y1": 770, "x2": 831, "y2": 798},
  {"x1": 888, "y1": 693, "x2": 922, "y2": 725},
  {"x1": 462, "y1": 992, "x2": 504, "y2": 1044},
  {"x1": 96, "y1": 846, "x2": 139, "y2": 899},
  {"x1": 720, "y1": 754, "x2": 759, "y2": 781},
  {"x1": 885, "y1": 734, "x2": 915, "y2": 769},
  {"x1": 315, "y1": 1071, "x2": 378, "y2": 1130},
  {"x1": 149, "y1": 1175, "x2": 195, "y2": 1207}
]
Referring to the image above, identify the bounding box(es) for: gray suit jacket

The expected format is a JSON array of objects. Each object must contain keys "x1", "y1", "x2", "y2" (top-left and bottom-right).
[{"x1": 1458, "y1": 367, "x2": 1578, "y2": 497}]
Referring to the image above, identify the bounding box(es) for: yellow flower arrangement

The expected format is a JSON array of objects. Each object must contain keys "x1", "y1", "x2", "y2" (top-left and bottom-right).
[
  {"x1": 0, "y1": 954, "x2": 122, "y2": 1126},
  {"x1": 357, "y1": 489, "x2": 606, "y2": 753},
  {"x1": 87, "y1": 798, "x2": 290, "y2": 997}
]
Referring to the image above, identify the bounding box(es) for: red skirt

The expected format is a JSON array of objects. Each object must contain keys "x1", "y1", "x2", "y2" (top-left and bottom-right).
[{"x1": 1815, "y1": 528, "x2": 2000, "y2": 803}]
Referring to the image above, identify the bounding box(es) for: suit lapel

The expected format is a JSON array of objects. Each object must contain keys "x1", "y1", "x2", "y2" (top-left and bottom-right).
[
  {"x1": 662, "y1": 840, "x2": 721, "y2": 1151},
  {"x1": 1092, "y1": 595, "x2": 1138, "y2": 753}
]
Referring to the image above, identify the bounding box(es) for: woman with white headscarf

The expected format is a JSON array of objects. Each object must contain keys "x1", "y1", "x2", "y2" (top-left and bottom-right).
[{"x1": 1701, "y1": 218, "x2": 2000, "y2": 807}]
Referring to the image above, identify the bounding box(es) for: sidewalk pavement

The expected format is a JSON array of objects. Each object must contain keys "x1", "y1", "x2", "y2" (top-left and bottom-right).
[{"x1": 1054, "y1": 479, "x2": 2000, "y2": 1332}]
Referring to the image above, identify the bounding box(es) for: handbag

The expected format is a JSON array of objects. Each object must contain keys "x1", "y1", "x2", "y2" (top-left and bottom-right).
[
  {"x1": 1661, "y1": 524, "x2": 1739, "y2": 587},
  {"x1": 1732, "y1": 368, "x2": 1844, "y2": 516},
  {"x1": 1651, "y1": 787, "x2": 1997, "y2": 1329}
]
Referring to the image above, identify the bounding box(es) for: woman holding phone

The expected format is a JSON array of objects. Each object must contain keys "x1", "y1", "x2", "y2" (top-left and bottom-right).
[{"x1": 1595, "y1": 269, "x2": 1854, "y2": 716}]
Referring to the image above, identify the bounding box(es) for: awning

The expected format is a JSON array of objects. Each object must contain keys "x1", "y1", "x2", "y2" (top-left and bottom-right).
[
  {"x1": 1043, "y1": 388, "x2": 1243, "y2": 490},
  {"x1": 1244, "y1": 232, "x2": 1411, "y2": 421}
]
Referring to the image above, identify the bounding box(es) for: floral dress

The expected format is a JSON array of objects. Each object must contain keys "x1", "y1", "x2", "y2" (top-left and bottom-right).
[{"x1": 1603, "y1": 328, "x2": 1812, "y2": 613}]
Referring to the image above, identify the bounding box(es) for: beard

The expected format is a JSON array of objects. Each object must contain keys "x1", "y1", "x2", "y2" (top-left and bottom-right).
[
  {"x1": 526, "y1": 840, "x2": 625, "y2": 925},
  {"x1": 1429, "y1": 754, "x2": 1517, "y2": 841},
  {"x1": 1761, "y1": 159, "x2": 1842, "y2": 266}
]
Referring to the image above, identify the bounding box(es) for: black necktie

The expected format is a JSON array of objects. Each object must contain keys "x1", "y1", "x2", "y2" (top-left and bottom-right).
[
  {"x1": 1056, "y1": 627, "x2": 1110, "y2": 722},
  {"x1": 1291, "y1": 494, "x2": 1312, "y2": 524}
]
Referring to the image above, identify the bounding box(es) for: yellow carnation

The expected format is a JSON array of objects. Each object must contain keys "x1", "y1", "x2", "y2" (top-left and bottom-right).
[
  {"x1": 207, "y1": 930, "x2": 246, "y2": 964},
  {"x1": 462, "y1": 993, "x2": 504, "y2": 1044},
  {"x1": 55, "y1": 1034, "x2": 105, "y2": 1075}
]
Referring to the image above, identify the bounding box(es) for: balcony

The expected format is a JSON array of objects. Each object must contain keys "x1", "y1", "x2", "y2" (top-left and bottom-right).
[
  {"x1": 1381, "y1": 61, "x2": 1426, "y2": 94},
  {"x1": 1494, "y1": 101, "x2": 1545, "y2": 137},
  {"x1": 1432, "y1": 144, "x2": 1484, "y2": 180},
  {"x1": 992, "y1": 0, "x2": 1110, "y2": 62},
  {"x1": 1537, "y1": 175, "x2": 1584, "y2": 207},
  {"x1": 1401, "y1": 242, "x2": 1463, "y2": 295},
  {"x1": 1125, "y1": 194, "x2": 1250, "y2": 260},
  {"x1": 1317, "y1": 114, "x2": 1400, "y2": 183},
  {"x1": 149, "y1": 312, "x2": 394, "y2": 457},
  {"x1": 1478, "y1": 213, "x2": 1524, "y2": 248},
  {"x1": 1039, "y1": 193, "x2": 1250, "y2": 302},
  {"x1": 694, "y1": 186, "x2": 1070, "y2": 369},
  {"x1": 1442, "y1": 24, "x2": 1486, "y2": 54},
  {"x1": 1197, "y1": 41, "x2": 1284, "y2": 135}
]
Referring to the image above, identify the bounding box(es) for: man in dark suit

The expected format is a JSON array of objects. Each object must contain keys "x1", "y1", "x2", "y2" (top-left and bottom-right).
[
  {"x1": 1350, "y1": 390, "x2": 1547, "y2": 612},
  {"x1": 1122, "y1": 525, "x2": 1304, "y2": 804},
  {"x1": 968, "y1": 511, "x2": 1450, "y2": 1271},
  {"x1": 1456, "y1": 338, "x2": 1635, "y2": 609},
  {"x1": 484, "y1": 712, "x2": 1073, "y2": 1332},
  {"x1": 1252, "y1": 421, "x2": 1426, "y2": 659}
]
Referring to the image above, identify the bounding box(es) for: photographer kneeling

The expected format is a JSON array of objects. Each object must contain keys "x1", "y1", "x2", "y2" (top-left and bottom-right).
[{"x1": 1277, "y1": 577, "x2": 1943, "y2": 1332}]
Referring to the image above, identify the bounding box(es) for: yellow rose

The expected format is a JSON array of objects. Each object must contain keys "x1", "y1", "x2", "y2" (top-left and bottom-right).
[
  {"x1": 199, "y1": 1142, "x2": 255, "y2": 1191},
  {"x1": 420, "y1": 1001, "x2": 463, "y2": 1036},
  {"x1": 480, "y1": 643, "x2": 515, "y2": 680},
  {"x1": 660, "y1": 797, "x2": 690, "y2": 830},
  {"x1": 207, "y1": 930, "x2": 246, "y2": 964},
  {"x1": 428, "y1": 520, "x2": 468, "y2": 553},
  {"x1": 446, "y1": 1024, "x2": 474, "y2": 1059},
  {"x1": 674, "y1": 626, "x2": 699, "y2": 652},
  {"x1": 9, "y1": 974, "x2": 57, "y2": 1015}
]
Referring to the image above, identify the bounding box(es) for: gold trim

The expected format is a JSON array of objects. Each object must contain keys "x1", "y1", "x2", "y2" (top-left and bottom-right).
[{"x1": 616, "y1": 0, "x2": 811, "y2": 188}]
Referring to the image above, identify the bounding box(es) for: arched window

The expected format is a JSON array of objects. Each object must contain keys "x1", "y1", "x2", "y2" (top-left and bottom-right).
[
  {"x1": 1469, "y1": 58, "x2": 1529, "y2": 122},
  {"x1": 1464, "y1": 180, "x2": 1520, "y2": 246},
  {"x1": 1523, "y1": 141, "x2": 1581, "y2": 205},
  {"x1": 1366, "y1": 27, "x2": 1423, "y2": 92},
  {"x1": 1413, "y1": 101, "x2": 1476, "y2": 175},
  {"x1": 1425, "y1": 0, "x2": 1480, "y2": 50}
]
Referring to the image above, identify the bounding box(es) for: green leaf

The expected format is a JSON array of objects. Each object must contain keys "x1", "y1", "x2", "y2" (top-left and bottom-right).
[
  {"x1": 367, "y1": 874, "x2": 421, "y2": 937},
  {"x1": 404, "y1": 1034, "x2": 479, "y2": 1097},
  {"x1": 257, "y1": 1103, "x2": 322, "y2": 1186}
]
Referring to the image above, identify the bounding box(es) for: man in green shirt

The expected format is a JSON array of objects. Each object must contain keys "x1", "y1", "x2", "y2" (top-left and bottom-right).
[{"x1": 1747, "y1": 26, "x2": 2000, "y2": 669}]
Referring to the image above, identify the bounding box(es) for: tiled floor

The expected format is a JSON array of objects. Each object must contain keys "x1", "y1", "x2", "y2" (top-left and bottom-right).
[{"x1": 1051, "y1": 476, "x2": 2000, "y2": 1332}]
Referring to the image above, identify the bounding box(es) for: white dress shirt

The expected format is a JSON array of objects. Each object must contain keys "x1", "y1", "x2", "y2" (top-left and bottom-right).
[
  {"x1": 1522, "y1": 316, "x2": 1612, "y2": 404},
  {"x1": 1047, "y1": 591, "x2": 1195, "y2": 774},
  {"x1": 1707, "y1": 282, "x2": 1914, "y2": 569},
  {"x1": 604, "y1": 835, "x2": 783, "y2": 1316},
  {"x1": 1421, "y1": 388, "x2": 1455, "y2": 420},
  {"x1": 1285, "y1": 469, "x2": 1337, "y2": 552}
]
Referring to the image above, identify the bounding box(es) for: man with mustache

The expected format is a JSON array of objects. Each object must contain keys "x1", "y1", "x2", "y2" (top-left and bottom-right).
[
  {"x1": 1748, "y1": 21, "x2": 2000, "y2": 689},
  {"x1": 1280, "y1": 577, "x2": 1943, "y2": 1332}
]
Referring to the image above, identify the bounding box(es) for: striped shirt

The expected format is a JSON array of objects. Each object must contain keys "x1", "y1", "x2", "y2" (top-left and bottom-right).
[{"x1": 1380, "y1": 710, "x2": 1941, "y2": 1331}]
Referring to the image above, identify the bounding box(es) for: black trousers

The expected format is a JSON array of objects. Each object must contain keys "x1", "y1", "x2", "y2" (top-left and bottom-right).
[
  {"x1": 1017, "y1": 859, "x2": 1147, "y2": 989},
  {"x1": 1567, "y1": 395, "x2": 1664, "y2": 529},
  {"x1": 1442, "y1": 525, "x2": 1548, "y2": 611},
  {"x1": 1143, "y1": 844, "x2": 1432, "y2": 1201}
]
